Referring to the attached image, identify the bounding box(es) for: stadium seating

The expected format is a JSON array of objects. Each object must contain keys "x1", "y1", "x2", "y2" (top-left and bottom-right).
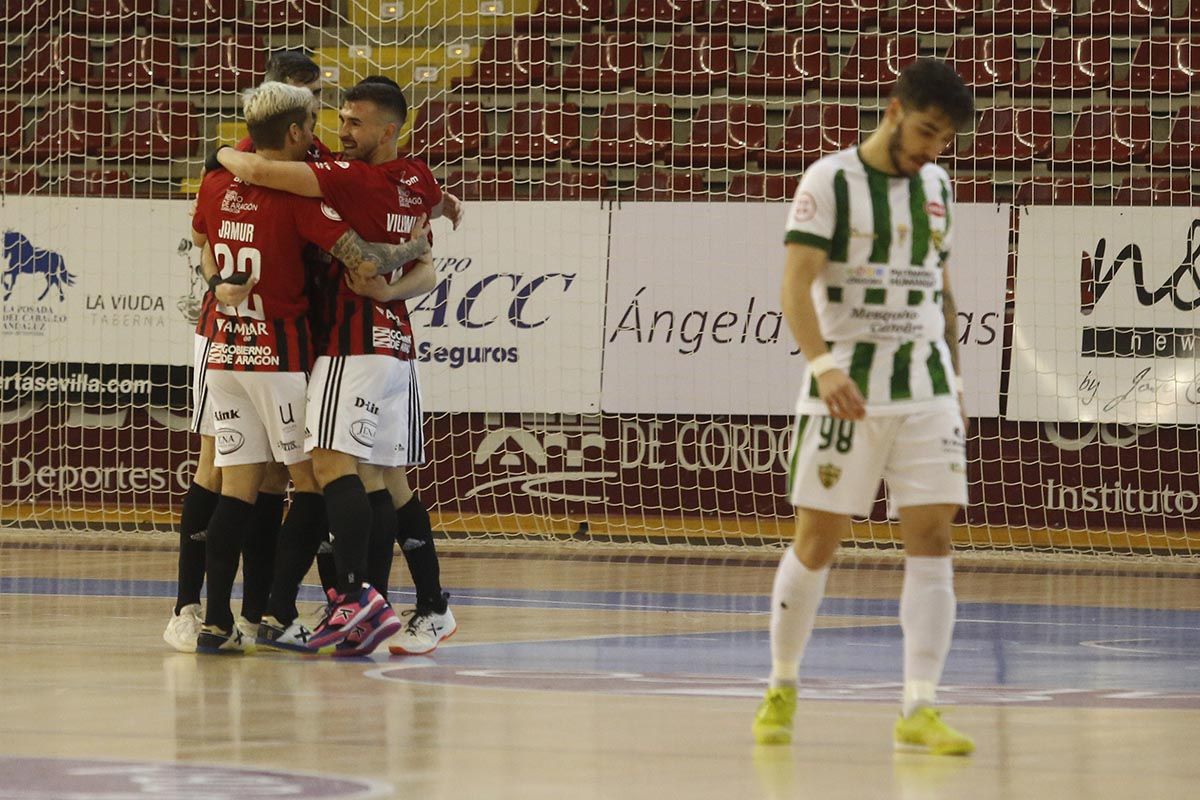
[
  {"x1": 250, "y1": 0, "x2": 331, "y2": 29},
  {"x1": 155, "y1": 0, "x2": 244, "y2": 32},
  {"x1": 14, "y1": 34, "x2": 91, "y2": 91},
  {"x1": 759, "y1": 104, "x2": 861, "y2": 169},
  {"x1": 548, "y1": 33, "x2": 644, "y2": 91},
  {"x1": 1113, "y1": 37, "x2": 1200, "y2": 94},
  {"x1": 405, "y1": 101, "x2": 488, "y2": 164},
  {"x1": 1054, "y1": 106, "x2": 1151, "y2": 167},
  {"x1": 953, "y1": 176, "x2": 996, "y2": 203},
  {"x1": 537, "y1": 170, "x2": 610, "y2": 200},
  {"x1": 665, "y1": 103, "x2": 767, "y2": 169},
  {"x1": 787, "y1": 0, "x2": 882, "y2": 31},
  {"x1": 1072, "y1": 0, "x2": 1170, "y2": 35},
  {"x1": 973, "y1": 0, "x2": 1070, "y2": 34},
  {"x1": 2, "y1": 0, "x2": 65, "y2": 29},
  {"x1": 100, "y1": 102, "x2": 198, "y2": 161},
  {"x1": 724, "y1": 173, "x2": 799, "y2": 201},
  {"x1": 625, "y1": 170, "x2": 708, "y2": 201},
  {"x1": 1113, "y1": 176, "x2": 1194, "y2": 206},
  {"x1": 442, "y1": 170, "x2": 518, "y2": 201},
  {"x1": 1013, "y1": 176, "x2": 1095, "y2": 205},
  {"x1": 482, "y1": 102, "x2": 580, "y2": 161},
  {"x1": 698, "y1": 0, "x2": 788, "y2": 27},
  {"x1": 1169, "y1": 0, "x2": 1200, "y2": 31},
  {"x1": 89, "y1": 36, "x2": 178, "y2": 91},
  {"x1": 1023, "y1": 37, "x2": 1112, "y2": 95},
  {"x1": 1152, "y1": 106, "x2": 1200, "y2": 167},
  {"x1": 60, "y1": 169, "x2": 136, "y2": 197},
  {"x1": 727, "y1": 34, "x2": 829, "y2": 96},
  {"x1": 577, "y1": 103, "x2": 673, "y2": 166},
  {"x1": 945, "y1": 36, "x2": 1018, "y2": 94},
  {"x1": 515, "y1": 0, "x2": 617, "y2": 31},
  {"x1": 612, "y1": 0, "x2": 704, "y2": 29},
  {"x1": 21, "y1": 102, "x2": 109, "y2": 162},
  {"x1": 882, "y1": 0, "x2": 979, "y2": 33},
  {"x1": 956, "y1": 107, "x2": 1053, "y2": 167},
  {"x1": 0, "y1": 103, "x2": 22, "y2": 157},
  {"x1": 0, "y1": 169, "x2": 44, "y2": 194},
  {"x1": 68, "y1": 0, "x2": 155, "y2": 32},
  {"x1": 823, "y1": 34, "x2": 920, "y2": 96},
  {"x1": 171, "y1": 35, "x2": 265, "y2": 92},
  {"x1": 453, "y1": 36, "x2": 549, "y2": 89},
  {"x1": 635, "y1": 33, "x2": 733, "y2": 94}
]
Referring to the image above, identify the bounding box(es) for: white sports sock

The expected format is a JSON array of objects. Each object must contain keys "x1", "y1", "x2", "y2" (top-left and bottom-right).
[
  {"x1": 900, "y1": 555, "x2": 956, "y2": 717},
  {"x1": 768, "y1": 547, "x2": 830, "y2": 689}
]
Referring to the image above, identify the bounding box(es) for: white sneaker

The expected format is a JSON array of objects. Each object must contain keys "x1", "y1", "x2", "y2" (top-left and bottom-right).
[
  {"x1": 256, "y1": 615, "x2": 317, "y2": 652},
  {"x1": 163, "y1": 603, "x2": 202, "y2": 653},
  {"x1": 196, "y1": 624, "x2": 252, "y2": 655},
  {"x1": 236, "y1": 616, "x2": 258, "y2": 644},
  {"x1": 388, "y1": 607, "x2": 457, "y2": 655}
]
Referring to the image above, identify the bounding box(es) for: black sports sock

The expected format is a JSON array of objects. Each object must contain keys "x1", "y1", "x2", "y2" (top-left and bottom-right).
[
  {"x1": 175, "y1": 482, "x2": 218, "y2": 614},
  {"x1": 397, "y1": 495, "x2": 446, "y2": 613},
  {"x1": 316, "y1": 548, "x2": 337, "y2": 592},
  {"x1": 266, "y1": 492, "x2": 326, "y2": 626},
  {"x1": 203, "y1": 495, "x2": 253, "y2": 630},
  {"x1": 322, "y1": 474, "x2": 372, "y2": 596},
  {"x1": 367, "y1": 489, "x2": 397, "y2": 600},
  {"x1": 239, "y1": 491, "x2": 284, "y2": 624}
]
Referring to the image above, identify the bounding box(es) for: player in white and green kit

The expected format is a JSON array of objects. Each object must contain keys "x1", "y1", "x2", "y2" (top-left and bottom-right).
[{"x1": 753, "y1": 60, "x2": 976, "y2": 755}]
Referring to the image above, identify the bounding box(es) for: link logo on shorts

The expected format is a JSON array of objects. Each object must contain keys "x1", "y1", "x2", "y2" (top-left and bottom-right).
[
  {"x1": 217, "y1": 428, "x2": 245, "y2": 455},
  {"x1": 818, "y1": 463, "x2": 842, "y2": 489}
]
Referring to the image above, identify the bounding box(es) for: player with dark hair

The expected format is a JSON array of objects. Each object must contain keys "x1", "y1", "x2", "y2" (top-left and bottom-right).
[
  {"x1": 752, "y1": 59, "x2": 977, "y2": 754},
  {"x1": 216, "y1": 78, "x2": 460, "y2": 655}
]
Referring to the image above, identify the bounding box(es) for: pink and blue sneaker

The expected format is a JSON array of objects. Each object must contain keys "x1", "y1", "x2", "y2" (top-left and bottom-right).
[
  {"x1": 334, "y1": 602, "x2": 402, "y2": 658},
  {"x1": 306, "y1": 585, "x2": 386, "y2": 652}
]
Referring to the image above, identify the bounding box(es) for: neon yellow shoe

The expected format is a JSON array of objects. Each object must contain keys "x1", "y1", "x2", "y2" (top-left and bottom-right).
[
  {"x1": 752, "y1": 686, "x2": 797, "y2": 745},
  {"x1": 893, "y1": 707, "x2": 975, "y2": 756}
]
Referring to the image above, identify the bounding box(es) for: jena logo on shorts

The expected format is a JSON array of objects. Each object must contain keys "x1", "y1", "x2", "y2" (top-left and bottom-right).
[
  {"x1": 817, "y1": 463, "x2": 841, "y2": 489},
  {"x1": 349, "y1": 419, "x2": 377, "y2": 447},
  {"x1": 216, "y1": 428, "x2": 245, "y2": 455}
]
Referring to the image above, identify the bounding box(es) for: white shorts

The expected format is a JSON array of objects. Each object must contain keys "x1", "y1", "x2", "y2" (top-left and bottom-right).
[
  {"x1": 304, "y1": 354, "x2": 425, "y2": 468},
  {"x1": 190, "y1": 334, "x2": 215, "y2": 437},
  {"x1": 205, "y1": 370, "x2": 310, "y2": 467},
  {"x1": 787, "y1": 405, "x2": 967, "y2": 517}
]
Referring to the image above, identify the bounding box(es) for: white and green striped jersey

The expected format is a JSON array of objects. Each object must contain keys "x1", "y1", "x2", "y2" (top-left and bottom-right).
[{"x1": 784, "y1": 147, "x2": 959, "y2": 416}]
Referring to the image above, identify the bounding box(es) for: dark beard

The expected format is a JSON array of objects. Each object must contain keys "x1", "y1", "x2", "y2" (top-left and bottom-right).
[{"x1": 887, "y1": 125, "x2": 917, "y2": 178}]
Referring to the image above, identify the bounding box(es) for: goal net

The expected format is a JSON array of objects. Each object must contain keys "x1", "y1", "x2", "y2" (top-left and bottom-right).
[{"x1": 2, "y1": 0, "x2": 1199, "y2": 556}]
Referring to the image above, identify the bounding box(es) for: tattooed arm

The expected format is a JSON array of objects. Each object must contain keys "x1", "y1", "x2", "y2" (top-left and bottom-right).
[{"x1": 329, "y1": 215, "x2": 432, "y2": 278}]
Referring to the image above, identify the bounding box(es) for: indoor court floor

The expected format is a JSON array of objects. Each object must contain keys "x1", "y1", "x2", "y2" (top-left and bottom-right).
[{"x1": 1, "y1": 536, "x2": 1198, "y2": 800}]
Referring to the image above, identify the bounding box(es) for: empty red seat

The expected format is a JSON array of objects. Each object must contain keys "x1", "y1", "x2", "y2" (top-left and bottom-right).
[
  {"x1": 1113, "y1": 37, "x2": 1200, "y2": 94},
  {"x1": 536, "y1": 170, "x2": 610, "y2": 200},
  {"x1": 725, "y1": 173, "x2": 799, "y2": 201},
  {"x1": 577, "y1": 102, "x2": 672, "y2": 166},
  {"x1": 1113, "y1": 176, "x2": 1193, "y2": 206},
  {"x1": 13, "y1": 35, "x2": 91, "y2": 91},
  {"x1": 699, "y1": 0, "x2": 788, "y2": 26},
  {"x1": 89, "y1": 36, "x2": 178, "y2": 90},
  {"x1": 665, "y1": 104, "x2": 767, "y2": 169},
  {"x1": 100, "y1": 102, "x2": 198, "y2": 161},
  {"x1": 515, "y1": 0, "x2": 616, "y2": 31},
  {"x1": 1054, "y1": 105, "x2": 1151, "y2": 167},
  {"x1": 760, "y1": 103, "x2": 860, "y2": 169},
  {"x1": 442, "y1": 170, "x2": 517, "y2": 201},
  {"x1": 1072, "y1": 0, "x2": 1169, "y2": 35},
  {"x1": 1169, "y1": 0, "x2": 1200, "y2": 31},
  {"x1": 68, "y1": 0, "x2": 154, "y2": 32},
  {"x1": 404, "y1": 102, "x2": 488, "y2": 165},
  {"x1": 250, "y1": 0, "x2": 331, "y2": 29},
  {"x1": 1013, "y1": 176, "x2": 1093, "y2": 205},
  {"x1": 483, "y1": 103, "x2": 580, "y2": 161},
  {"x1": 956, "y1": 107, "x2": 1053, "y2": 167},
  {"x1": 172, "y1": 36, "x2": 265, "y2": 92},
  {"x1": 61, "y1": 169, "x2": 136, "y2": 198},
  {"x1": 635, "y1": 33, "x2": 733, "y2": 94},
  {"x1": 728, "y1": 34, "x2": 828, "y2": 96},
  {"x1": 974, "y1": 0, "x2": 1070, "y2": 34},
  {"x1": 155, "y1": 0, "x2": 244, "y2": 31},
  {"x1": 954, "y1": 176, "x2": 995, "y2": 203},
  {"x1": 1152, "y1": 106, "x2": 1200, "y2": 167},
  {"x1": 624, "y1": 170, "x2": 707, "y2": 201},
  {"x1": 0, "y1": 169, "x2": 45, "y2": 194},
  {"x1": 882, "y1": 0, "x2": 979, "y2": 33},
  {"x1": 945, "y1": 36, "x2": 1017, "y2": 94},
  {"x1": 1, "y1": 0, "x2": 64, "y2": 28},
  {"x1": 21, "y1": 102, "x2": 109, "y2": 162},
  {"x1": 788, "y1": 0, "x2": 882, "y2": 31},
  {"x1": 549, "y1": 33, "x2": 643, "y2": 91},
  {"x1": 0, "y1": 103, "x2": 22, "y2": 157},
  {"x1": 823, "y1": 34, "x2": 920, "y2": 97},
  {"x1": 453, "y1": 36, "x2": 549, "y2": 89},
  {"x1": 612, "y1": 0, "x2": 704, "y2": 29},
  {"x1": 1022, "y1": 37, "x2": 1112, "y2": 96}
]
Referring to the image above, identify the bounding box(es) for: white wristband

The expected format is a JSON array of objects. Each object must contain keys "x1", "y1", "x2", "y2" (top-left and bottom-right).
[
  {"x1": 809, "y1": 353, "x2": 837, "y2": 377},
  {"x1": 953, "y1": 376, "x2": 965, "y2": 393}
]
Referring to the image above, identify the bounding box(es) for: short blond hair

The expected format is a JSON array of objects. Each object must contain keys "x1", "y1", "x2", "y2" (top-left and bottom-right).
[{"x1": 243, "y1": 80, "x2": 314, "y2": 150}]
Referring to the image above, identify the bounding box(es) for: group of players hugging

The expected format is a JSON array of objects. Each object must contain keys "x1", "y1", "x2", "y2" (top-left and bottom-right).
[{"x1": 162, "y1": 52, "x2": 463, "y2": 658}]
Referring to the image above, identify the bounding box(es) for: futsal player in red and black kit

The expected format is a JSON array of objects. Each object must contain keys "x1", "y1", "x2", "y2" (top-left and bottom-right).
[
  {"x1": 191, "y1": 81, "x2": 431, "y2": 653},
  {"x1": 217, "y1": 78, "x2": 461, "y2": 655}
]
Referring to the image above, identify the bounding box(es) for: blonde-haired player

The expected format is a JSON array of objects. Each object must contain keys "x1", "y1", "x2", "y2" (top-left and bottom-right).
[{"x1": 753, "y1": 60, "x2": 977, "y2": 755}]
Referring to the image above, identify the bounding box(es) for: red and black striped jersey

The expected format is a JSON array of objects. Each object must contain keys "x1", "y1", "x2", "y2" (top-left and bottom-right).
[
  {"x1": 306, "y1": 156, "x2": 442, "y2": 360},
  {"x1": 192, "y1": 169, "x2": 350, "y2": 373}
]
